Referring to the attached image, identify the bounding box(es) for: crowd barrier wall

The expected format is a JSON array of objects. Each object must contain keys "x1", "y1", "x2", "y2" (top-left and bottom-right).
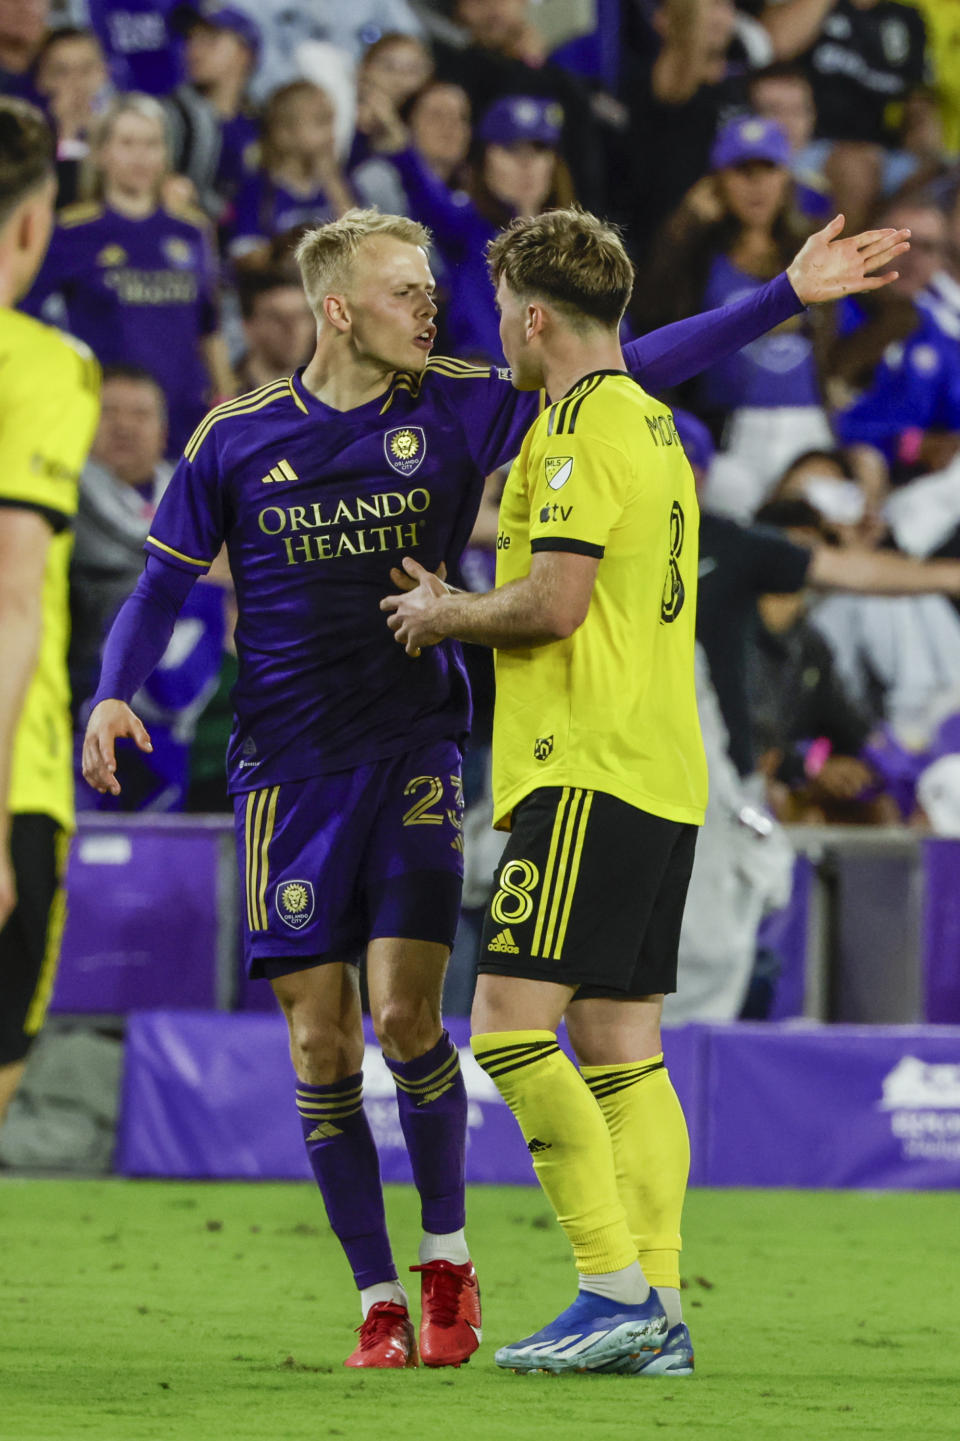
[{"x1": 117, "y1": 1013, "x2": 960, "y2": 1190}]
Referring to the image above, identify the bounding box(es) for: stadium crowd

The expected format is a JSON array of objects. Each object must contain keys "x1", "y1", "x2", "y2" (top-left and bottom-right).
[{"x1": 8, "y1": 0, "x2": 960, "y2": 1018}]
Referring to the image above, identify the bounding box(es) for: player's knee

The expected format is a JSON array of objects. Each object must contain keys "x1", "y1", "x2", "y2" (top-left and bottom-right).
[
  {"x1": 286, "y1": 1011, "x2": 363, "y2": 1083},
  {"x1": 371, "y1": 997, "x2": 440, "y2": 1062}
]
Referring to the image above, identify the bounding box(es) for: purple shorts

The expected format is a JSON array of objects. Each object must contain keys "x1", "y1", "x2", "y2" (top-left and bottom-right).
[{"x1": 234, "y1": 740, "x2": 464, "y2": 977}]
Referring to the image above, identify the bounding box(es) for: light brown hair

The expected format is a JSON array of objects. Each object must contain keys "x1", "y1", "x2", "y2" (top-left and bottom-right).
[
  {"x1": 487, "y1": 206, "x2": 634, "y2": 328},
  {"x1": 0, "y1": 98, "x2": 54, "y2": 229},
  {"x1": 294, "y1": 208, "x2": 432, "y2": 316}
]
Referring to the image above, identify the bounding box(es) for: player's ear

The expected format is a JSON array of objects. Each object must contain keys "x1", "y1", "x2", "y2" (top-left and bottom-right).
[
  {"x1": 322, "y1": 292, "x2": 351, "y2": 333},
  {"x1": 525, "y1": 303, "x2": 545, "y2": 341}
]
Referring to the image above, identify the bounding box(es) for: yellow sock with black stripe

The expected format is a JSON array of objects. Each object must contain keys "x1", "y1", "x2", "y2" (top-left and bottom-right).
[
  {"x1": 472, "y1": 1030, "x2": 639, "y2": 1277},
  {"x1": 581, "y1": 1055, "x2": 690, "y2": 1291}
]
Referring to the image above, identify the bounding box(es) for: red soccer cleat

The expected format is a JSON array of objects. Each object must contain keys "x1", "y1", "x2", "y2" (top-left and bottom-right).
[
  {"x1": 344, "y1": 1301, "x2": 419, "y2": 1369},
  {"x1": 411, "y1": 1258, "x2": 482, "y2": 1368}
]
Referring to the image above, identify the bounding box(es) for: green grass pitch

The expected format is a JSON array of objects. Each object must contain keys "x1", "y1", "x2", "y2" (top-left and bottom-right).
[{"x1": 2, "y1": 1179, "x2": 957, "y2": 1441}]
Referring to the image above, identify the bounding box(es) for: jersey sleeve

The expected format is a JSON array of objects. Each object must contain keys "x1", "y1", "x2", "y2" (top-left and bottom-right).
[
  {"x1": 624, "y1": 272, "x2": 804, "y2": 394},
  {"x1": 0, "y1": 330, "x2": 100, "y2": 531},
  {"x1": 429, "y1": 366, "x2": 540, "y2": 474},
  {"x1": 144, "y1": 433, "x2": 225, "y2": 573},
  {"x1": 527, "y1": 426, "x2": 630, "y2": 559}
]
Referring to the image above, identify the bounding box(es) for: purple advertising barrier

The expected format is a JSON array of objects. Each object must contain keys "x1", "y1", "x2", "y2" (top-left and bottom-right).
[
  {"x1": 922, "y1": 840, "x2": 960, "y2": 1024},
  {"x1": 118, "y1": 1012, "x2": 708, "y2": 1184},
  {"x1": 705, "y1": 1024, "x2": 960, "y2": 1189},
  {"x1": 52, "y1": 820, "x2": 228, "y2": 1013}
]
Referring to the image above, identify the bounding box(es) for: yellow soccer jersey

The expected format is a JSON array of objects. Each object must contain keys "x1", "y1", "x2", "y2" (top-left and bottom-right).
[
  {"x1": 492, "y1": 370, "x2": 707, "y2": 831},
  {"x1": 0, "y1": 308, "x2": 100, "y2": 830}
]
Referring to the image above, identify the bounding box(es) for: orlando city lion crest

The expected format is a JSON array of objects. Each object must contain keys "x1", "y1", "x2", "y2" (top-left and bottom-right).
[
  {"x1": 384, "y1": 426, "x2": 426, "y2": 476},
  {"x1": 276, "y1": 879, "x2": 315, "y2": 930}
]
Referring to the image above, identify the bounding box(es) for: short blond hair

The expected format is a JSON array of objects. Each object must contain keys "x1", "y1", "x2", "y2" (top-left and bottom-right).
[
  {"x1": 294, "y1": 209, "x2": 432, "y2": 316},
  {"x1": 487, "y1": 207, "x2": 634, "y2": 329}
]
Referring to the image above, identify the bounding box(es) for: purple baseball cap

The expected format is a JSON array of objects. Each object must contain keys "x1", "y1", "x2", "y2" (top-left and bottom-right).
[
  {"x1": 477, "y1": 95, "x2": 564, "y2": 148},
  {"x1": 710, "y1": 115, "x2": 791, "y2": 172},
  {"x1": 176, "y1": 2, "x2": 262, "y2": 60}
]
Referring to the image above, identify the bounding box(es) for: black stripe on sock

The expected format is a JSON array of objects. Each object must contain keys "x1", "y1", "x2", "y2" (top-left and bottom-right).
[{"x1": 478, "y1": 1045, "x2": 561, "y2": 1080}]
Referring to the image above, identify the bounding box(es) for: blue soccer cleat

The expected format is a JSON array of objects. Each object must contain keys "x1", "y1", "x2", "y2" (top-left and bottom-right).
[
  {"x1": 613, "y1": 1322, "x2": 694, "y2": 1376},
  {"x1": 494, "y1": 1289, "x2": 668, "y2": 1374}
]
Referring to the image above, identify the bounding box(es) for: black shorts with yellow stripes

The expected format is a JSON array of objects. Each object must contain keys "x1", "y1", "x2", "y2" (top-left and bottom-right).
[
  {"x1": 478, "y1": 787, "x2": 697, "y2": 998},
  {"x1": 0, "y1": 815, "x2": 68, "y2": 1066}
]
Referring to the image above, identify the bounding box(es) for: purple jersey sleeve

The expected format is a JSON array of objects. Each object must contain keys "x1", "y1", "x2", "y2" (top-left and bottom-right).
[
  {"x1": 93, "y1": 555, "x2": 197, "y2": 706},
  {"x1": 625, "y1": 272, "x2": 804, "y2": 394},
  {"x1": 144, "y1": 435, "x2": 225, "y2": 572}
]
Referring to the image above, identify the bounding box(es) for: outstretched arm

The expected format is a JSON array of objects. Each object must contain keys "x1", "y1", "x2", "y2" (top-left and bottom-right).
[
  {"x1": 626, "y1": 215, "x2": 910, "y2": 393},
  {"x1": 82, "y1": 556, "x2": 197, "y2": 796}
]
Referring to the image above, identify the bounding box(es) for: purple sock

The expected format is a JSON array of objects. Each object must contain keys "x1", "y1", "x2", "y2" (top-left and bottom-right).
[
  {"x1": 385, "y1": 1030, "x2": 467, "y2": 1234},
  {"x1": 295, "y1": 1073, "x2": 397, "y2": 1289}
]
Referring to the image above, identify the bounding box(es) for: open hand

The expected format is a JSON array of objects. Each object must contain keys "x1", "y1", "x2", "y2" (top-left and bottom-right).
[
  {"x1": 81, "y1": 699, "x2": 152, "y2": 796},
  {"x1": 787, "y1": 215, "x2": 910, "y2": 305}
]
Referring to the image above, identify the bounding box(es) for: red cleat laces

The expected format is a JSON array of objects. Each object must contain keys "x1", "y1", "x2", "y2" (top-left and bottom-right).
[
  {"x1": 344, "y1": 1301, "x2": 419, "y2": 1369},
  {"x1": 411, "y1": 1259, "x2": 482, "y2": 1368}
]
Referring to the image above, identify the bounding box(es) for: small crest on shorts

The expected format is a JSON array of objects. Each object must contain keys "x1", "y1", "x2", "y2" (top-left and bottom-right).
[
  {"x1": 533, "y1": 735, "x2": 554, "y2": 761},
  {"x1": 276, "y1": 879, "x2": 315, "y2": 929},
  {"x1": 384, "y1": 426, "x2": 426, "y2": 475}
]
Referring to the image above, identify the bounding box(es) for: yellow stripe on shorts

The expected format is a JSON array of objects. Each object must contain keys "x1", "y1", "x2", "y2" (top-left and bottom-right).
[
  {"x1": 530, "y1": 789, "x2": 594, "y2": 961},
  {"x1": 245, "y1": 787, "x2": 280, "y2": 930}
]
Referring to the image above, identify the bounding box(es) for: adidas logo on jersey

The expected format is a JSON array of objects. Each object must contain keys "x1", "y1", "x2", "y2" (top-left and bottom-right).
[
  {"x1": 261, "y1": 458, "x2": 299, "y2": 483},
  {"x1": 527, "y1": 1137, "x2": 552, "y2": 1154},
  {"x1": 306, "y1": 1121, "x2": 342, "y2": 1140},
  {"x1": 487, "y1": 928, "x2": 520, "y2": 954}
]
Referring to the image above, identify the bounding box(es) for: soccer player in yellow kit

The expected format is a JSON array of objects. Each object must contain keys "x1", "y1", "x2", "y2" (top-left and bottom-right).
[
  {"x1": 383, "y1": 208, "x2": 706, "y2": 1375},
  {"x1": 0, "y1": 100, "x2": 100, "y2": 1123}
]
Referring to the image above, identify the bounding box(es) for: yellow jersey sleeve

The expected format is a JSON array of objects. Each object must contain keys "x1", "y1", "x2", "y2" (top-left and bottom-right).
[
  {"x1": 0, "y1": 319, "x2": 100, "y2": 529},
  {"x1": 526, "y1": 420, "x2": 632, "y2": 561}
]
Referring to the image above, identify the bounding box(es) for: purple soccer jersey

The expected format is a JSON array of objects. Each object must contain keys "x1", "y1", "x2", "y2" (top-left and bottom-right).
[
  {"x1": 23, "y1": 203, "x2": 220, "y2": 454},
  {"x1": 146, "y1": 360, "x2": 548, "y2": 791},
  {"x1": 236, "y1": 740, "x2": 465, "y2": 973}
]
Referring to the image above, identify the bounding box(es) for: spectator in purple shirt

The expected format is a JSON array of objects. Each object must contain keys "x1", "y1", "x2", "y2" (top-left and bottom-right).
[
  {"x1": 32, "y1": 27, "x2": 112, "y2": 204},
  {"x1": 639, "y1": 114, "x2": 833, "y2": 516},
  {"x1": 24, "y1": 92, "x2": 235, "y2": 454},
  {"x1": 164, "y1": 3, "x2": 261, "y2": 219},
  {"x1": 227, "y1": 81, "x2": 355, "y2": 264}
]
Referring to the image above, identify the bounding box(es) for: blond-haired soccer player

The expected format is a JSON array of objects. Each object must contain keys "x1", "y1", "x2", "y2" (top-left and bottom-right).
[
  {"x1": 85, "y1": 202, "x2": 905, "y2": 1370},
  {"x1": 0, "y1": 99, "x2": 100, "y2": 1124},
  {"x1": 382, "y1": 208, "x2": 711, "y2": 1374}
]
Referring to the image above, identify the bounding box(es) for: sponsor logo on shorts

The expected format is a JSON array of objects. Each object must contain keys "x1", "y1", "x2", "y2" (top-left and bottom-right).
[
  {"x1": 527, "y1": 1137, "x2": 552, "y2": 1153},
  {"x1": 276, "y1": 879, "x2": 315, "y2": 929},
  {"x1": 487, "y1": 927, "x2": 520, "y2": 954},
  {"x1": 534, "y1": 735, "x2": 554, "y2": 761},
  {"x1": 384, "y1": 426, "x2": 426, "y2": 476}
]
